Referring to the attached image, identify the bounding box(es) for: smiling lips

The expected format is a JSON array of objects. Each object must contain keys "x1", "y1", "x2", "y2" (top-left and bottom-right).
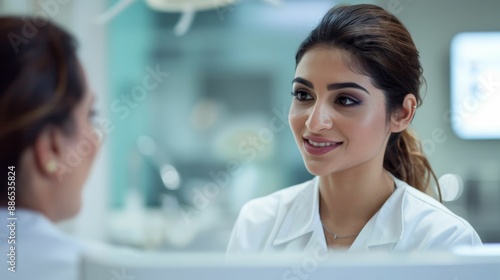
[{"x1": 303, "y1": 137, "x2": 343, "y2": 155}]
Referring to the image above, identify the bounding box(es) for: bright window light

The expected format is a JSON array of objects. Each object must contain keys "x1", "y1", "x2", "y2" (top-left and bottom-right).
[{"x1": 450, "y1": 32, "x2": 500, "y2": 139}]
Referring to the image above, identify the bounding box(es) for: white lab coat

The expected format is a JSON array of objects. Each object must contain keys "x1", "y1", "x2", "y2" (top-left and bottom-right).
[
  {"x1": 0, "y1": 208, "x2": 84, "y2": 280},
  {"x1": 227, "y1": 176, "x2": 482, "y2": 254},
  {"x1": 0, "y1": 208, "x2": 100, "y2": 280}
]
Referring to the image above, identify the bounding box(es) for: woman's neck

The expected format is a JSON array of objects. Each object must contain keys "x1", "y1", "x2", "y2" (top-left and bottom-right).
[{"x1": 318, "y1": 163, "x2": 395, "y2": 237}]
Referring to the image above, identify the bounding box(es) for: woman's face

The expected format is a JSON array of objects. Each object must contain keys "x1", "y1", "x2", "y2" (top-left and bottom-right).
[
  {"x1": 56, "y1": 70, "x2": 100, "y2": 219},
  {"x1": 289, "y1": 47, "x2": 391, "y2": 176}
]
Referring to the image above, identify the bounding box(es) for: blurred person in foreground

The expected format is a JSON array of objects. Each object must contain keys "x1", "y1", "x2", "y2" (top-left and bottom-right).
[{"x1": 0, "y1": 17, "x2": 102, "y2": 279}]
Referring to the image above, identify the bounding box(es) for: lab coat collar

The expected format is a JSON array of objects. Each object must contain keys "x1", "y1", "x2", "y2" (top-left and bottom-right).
[
  {"x1": 349, "y1": 176, "x2": 405, "y2": 251},
  {"x1": 273, "y1": 177, "x2": 321, "y2": 246},
  {"x1": 272, "y1": 175, "x2": 407, "y2": 251}
]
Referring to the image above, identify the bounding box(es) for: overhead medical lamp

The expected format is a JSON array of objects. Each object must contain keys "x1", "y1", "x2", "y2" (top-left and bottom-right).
[{"x1": 96, "y1": 0, "x2": 282, "y2": 36}]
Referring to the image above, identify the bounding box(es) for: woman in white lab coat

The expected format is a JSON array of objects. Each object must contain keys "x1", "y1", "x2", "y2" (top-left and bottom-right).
[
  {"x1": 227, "y1": 4, "x2": 482, "y2": 254},
  {"x1": 0, "y1": 18, "x2": 100, "y2": 279}
]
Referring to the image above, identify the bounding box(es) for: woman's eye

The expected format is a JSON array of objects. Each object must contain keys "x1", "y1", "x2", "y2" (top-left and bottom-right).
[
  {"x1": 89, "y1": 109, "x2": 97, "y2": 118},
  {"x1": 89, "y1": 109, "x2": 98, "y2": 124},
  {"x1": 291, "y1": 91, "x2": 313, "y2": 101},
  {"x1": 336, "y1": 96, "x2": 360, "y2": 106}
]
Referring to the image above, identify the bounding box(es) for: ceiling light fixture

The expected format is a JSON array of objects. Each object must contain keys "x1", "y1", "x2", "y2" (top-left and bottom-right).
[{"x1": 96, "y1": 0, "x2": 282, "y2": 36}]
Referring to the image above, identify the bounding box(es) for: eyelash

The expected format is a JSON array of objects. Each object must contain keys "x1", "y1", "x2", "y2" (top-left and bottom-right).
[
  {"x1": 89, "y1": 109, "x2": 98, "y2": 122},
  {"x1": 290, "y1": 91, "x2": 312, "y2": 101},
  {"x1": 290, "y1": 91, "x2": 361, "y2": 106}
]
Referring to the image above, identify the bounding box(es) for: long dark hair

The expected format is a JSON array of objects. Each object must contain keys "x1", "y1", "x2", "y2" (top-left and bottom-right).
[
  {"x1": 295, "y1": 4, "x2": 441, "y2": 200},
  {"x1": 0, "y1": 17, "x2": 84, "y2": 206}
]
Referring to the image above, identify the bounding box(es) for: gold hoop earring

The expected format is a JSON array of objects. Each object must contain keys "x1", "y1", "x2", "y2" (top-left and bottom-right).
[{"x1": 46, "y1": 160, "x2": 57, "y2": 173}]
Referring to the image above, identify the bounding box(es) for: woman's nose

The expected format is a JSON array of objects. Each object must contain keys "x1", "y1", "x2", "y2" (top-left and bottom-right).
[{"x1": 305, "y1": 102, "x2": 333, "y2": 132}]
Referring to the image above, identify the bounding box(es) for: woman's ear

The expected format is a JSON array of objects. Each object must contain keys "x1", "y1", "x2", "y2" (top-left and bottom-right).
[
  {"x1": 390, "y1": 93, "x2": 417, "y2": 133},
  {"x1": 33, "y1": 125, "x2": 67, "y2": 178}
]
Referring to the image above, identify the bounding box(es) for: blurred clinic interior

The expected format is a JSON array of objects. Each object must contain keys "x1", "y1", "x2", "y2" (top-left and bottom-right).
[{"x1": 1, "y1": 0, "x2": 500, "y2": 253}]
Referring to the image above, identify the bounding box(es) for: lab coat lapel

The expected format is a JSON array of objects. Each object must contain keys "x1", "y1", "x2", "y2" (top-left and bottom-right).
[
  {"x1": 273, "y1": 177, "x2": 324, "y2": 250},
  {"x1": 304, "y1": 221, "x2": 328, "y2": 253},
  {"x1": 349, "y1": 178, "x2": 406, "y2": 252}
]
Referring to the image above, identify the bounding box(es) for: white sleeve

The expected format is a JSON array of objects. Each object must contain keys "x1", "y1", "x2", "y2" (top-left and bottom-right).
[
  {"x1": 226, "y1": 202, "x2": 259, "y2": 254},
  {"x1": 447, "y1": 228, "x2": 483, "y2": 249},
  {"x1": 226, "y1": 213, "x2": 245, "y2": 254},
  {"x1": 225, "y1": 198, "x2": 277, "y2": 254}
]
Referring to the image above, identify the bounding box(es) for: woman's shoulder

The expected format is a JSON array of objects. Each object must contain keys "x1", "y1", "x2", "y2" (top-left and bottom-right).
[
  {"x1": 396, "y1": 180, "x2": 482, "y2": 248},
  {"x1": 402, "y1": 184, "x2": 470, "y2": 227},
  {"x1": 0, "y1": 208, "x2": 84, "y2": 279},
  {"x1": 226, "y1": 178, "x2": 317, "y2": 253},
  {"x1": 238, "y1": 178, "x2": 315, "y2": 223}
]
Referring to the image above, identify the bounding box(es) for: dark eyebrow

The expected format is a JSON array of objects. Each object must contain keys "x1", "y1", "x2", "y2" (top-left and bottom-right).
[
  {"x1": 292, "y1": 77, "x2": 369, "y2": 94},
  {"x1": 327, "y1": 82, "x2": 369, "y2": 94},
  {"x1": 292, "y1": 77, "x2": 314, "y2": 88}
]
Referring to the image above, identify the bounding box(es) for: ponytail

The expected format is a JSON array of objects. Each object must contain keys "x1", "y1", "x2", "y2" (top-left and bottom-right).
[{"x1": 384, "y1": 128, "x2": 442, "y2": 202}]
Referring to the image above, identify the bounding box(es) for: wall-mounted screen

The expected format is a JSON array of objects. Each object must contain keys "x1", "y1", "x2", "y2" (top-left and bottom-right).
[{"x1": 450, "y1": 32, "x2": 500, "y2": 139}]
